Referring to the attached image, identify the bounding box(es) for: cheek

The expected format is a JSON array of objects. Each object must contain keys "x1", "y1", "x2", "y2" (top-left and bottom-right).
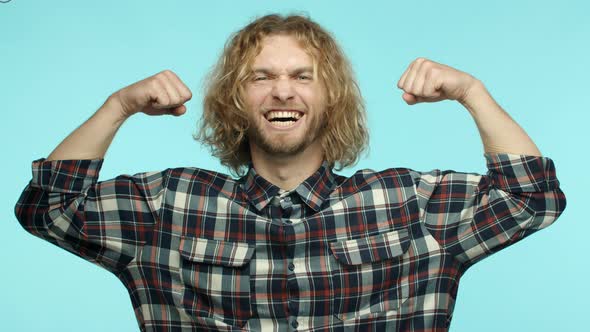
[
  {"x1": 300, "y1": 88, "x2": 327, "y2": 111},
  {"x1": 245, "y1": 86, "x2": 271, "y2": 106}
]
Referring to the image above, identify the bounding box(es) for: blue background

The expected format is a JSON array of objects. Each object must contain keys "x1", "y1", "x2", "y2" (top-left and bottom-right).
[{"x1": 1, "y1": 1, "x2": 586, "y2": 331}]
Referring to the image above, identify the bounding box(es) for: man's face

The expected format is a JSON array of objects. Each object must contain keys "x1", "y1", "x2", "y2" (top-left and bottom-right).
[{"x1": 243, "y1": 34, "x2": 328, "y2": 158}]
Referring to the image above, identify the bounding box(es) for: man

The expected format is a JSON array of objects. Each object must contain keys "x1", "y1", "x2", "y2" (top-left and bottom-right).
[{"x1": 15, "y1": 14, "x2": 566, "y2": 331}]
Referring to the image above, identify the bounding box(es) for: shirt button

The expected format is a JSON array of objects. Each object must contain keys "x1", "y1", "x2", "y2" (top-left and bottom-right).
[
  {"x1": 271, "y1": 196, "x2": 281, "y2": 207},
  {"x1": 291, "y1": 320, "x2": 299, "y2": 328},
  {"x1": 288, "y1": 262, "x2": 295, "y2": 271}
]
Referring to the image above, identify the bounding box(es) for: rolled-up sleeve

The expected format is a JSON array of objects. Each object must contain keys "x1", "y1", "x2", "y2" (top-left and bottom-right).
[
  {"x1": 14, "y1": 158, "x2": 168, "y2": 273},
  {"x1": 411, "y1": 152, "x2": 566, "y2": 268}
]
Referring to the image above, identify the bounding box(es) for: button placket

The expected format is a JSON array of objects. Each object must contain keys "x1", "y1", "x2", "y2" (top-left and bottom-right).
[{"x1": 272, "y1": 189, "x2": 304, "y2": 323}]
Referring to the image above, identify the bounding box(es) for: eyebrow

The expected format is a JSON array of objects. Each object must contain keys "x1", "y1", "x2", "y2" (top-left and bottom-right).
[{"x1": 251, "y1": 67, "x2": 314, "y2": 75}]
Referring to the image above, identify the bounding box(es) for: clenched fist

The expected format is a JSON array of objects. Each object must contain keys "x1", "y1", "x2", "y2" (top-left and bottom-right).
[
  {"x1": 397, "y1": 58, "x2": 480, "y2": 106},
  {"x1": 110, "y1": 70, "x2": 193, "y2": 119}
]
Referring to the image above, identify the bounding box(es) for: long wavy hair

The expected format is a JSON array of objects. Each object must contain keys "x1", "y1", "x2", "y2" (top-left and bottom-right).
[{"x1": 194, "y1": 13, "x2": 369, "y2": 177}]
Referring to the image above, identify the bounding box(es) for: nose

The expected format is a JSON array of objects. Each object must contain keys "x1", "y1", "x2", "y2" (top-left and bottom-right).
[{"x1": 271, "y1": 77, "x2": 295, "y2": 102}]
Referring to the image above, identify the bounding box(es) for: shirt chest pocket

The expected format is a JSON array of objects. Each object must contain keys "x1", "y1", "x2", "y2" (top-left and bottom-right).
[
  {"x1": 329, "y1": 228, "x2": 411, "y2": 322},
  {"x1": 175, "y1": 237, "x2": 255, "y2": 328}
]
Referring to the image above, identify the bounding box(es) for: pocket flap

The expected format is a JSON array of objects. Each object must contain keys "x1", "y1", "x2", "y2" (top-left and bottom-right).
[
  {"x1": 179, "y1": 237, "x2": 255, "y2": 267},
  {"x1": 329, "y1": 228, "x2": 410, "y2": 265}
]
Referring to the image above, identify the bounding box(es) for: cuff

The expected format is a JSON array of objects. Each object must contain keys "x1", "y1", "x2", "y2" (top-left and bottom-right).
[
  {"x1": 484, "y1": 152, "x2": 560, "y2": 193},
  {"x1": 31, "y1": 157, "x2": 105, "y2": 193}
]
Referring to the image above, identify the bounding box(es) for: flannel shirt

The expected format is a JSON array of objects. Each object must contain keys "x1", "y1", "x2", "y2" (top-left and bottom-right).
[{"x1": 14, "y1": 152, "x2": 566, "y2": 331}]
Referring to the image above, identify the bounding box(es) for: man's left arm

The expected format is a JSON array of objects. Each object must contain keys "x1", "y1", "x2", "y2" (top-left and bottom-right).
[
  {"x1": 397, "y1": 58, "x2": 566, "y2": 267},
  {"x1": 397, "y1": 57, "x2": 541, "y2": 156}
]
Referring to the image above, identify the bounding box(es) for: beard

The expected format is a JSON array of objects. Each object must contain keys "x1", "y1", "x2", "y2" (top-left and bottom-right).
[{"x1": 247, "y1": 109, "x2": 327, "y2": 157}]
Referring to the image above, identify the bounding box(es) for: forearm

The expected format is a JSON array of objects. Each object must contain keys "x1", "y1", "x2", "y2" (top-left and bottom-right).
[
  {"x1": 46, "y1": 95, "x2": 129, "y2": 161},
  {"x1": 460, "y1": 80, "x2": 542, "y2": 157}
]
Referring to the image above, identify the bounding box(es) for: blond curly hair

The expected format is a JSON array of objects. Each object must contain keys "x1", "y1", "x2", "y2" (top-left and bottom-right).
[{"x1": 194, "y1": 13, "x2": 369, "y2": 177}]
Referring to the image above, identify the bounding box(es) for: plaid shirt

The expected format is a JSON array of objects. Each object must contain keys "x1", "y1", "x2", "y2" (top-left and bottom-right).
[{"x1": 15, "y1": 153, "x2": 566, "y2": 331}]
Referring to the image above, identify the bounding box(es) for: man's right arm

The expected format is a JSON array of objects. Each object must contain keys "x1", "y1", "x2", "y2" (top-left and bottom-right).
[
  {"x1": 46, "y1": 69, "x2": 192, "y2": 161},
  {"x1": 15, "y1": 70, "x2": 192, "y2": 273},
  {"x1": 45, "y1": 95, "x2": 128, "y2": 161}
]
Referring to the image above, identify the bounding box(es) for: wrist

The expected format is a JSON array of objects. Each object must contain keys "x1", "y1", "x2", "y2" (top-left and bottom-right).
[
  {"x1": 458, "y1": 80, "x2": 493, "y2": 116},
  {"x1": 104, "y1": 93, "x2": 132, "y2": 124}
]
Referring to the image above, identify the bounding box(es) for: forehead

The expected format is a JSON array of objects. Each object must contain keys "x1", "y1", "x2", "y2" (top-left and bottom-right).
[{"x1": 251, "y1": 34, "x2": 315, "y2": 69}]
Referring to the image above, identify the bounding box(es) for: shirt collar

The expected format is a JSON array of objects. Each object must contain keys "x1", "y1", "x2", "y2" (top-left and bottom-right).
[{"x1": 241, "y1": 160, "x2": 336, "y2": 212}]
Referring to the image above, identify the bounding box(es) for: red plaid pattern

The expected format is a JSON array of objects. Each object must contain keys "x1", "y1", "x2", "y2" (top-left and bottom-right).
[{"x1": 14, "y1": 153, "x2": 566, "y2": 331}]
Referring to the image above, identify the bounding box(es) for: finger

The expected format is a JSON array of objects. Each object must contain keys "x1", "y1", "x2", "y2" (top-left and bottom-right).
[
  {"x1": 150, "y1": 79, "x2": 172, "y2": 109},
  {"x1": 398, "y1": 57, "x2": 422, "y2": 89},
  {"x1": 408, "y1": 60, "x2": 429, "y2": 96},
  {"x1": 163, "y1": 70, "x2": 193, "y2": 102},
  {"x1": 402, "y1": 58, "x2": 425, "y2": 94},
  {"x1": 158, "y1": 73, "x2": 183, "y2": 109},
  {"x1": 397, "y1": 63, "x2": 412, "y2": 89},
  {"x1": 398, "y1": 61, "x2": 417, "y2": 90},
  {"x1": 422, "y1": 70, "x2": 440, "y2": 98}
]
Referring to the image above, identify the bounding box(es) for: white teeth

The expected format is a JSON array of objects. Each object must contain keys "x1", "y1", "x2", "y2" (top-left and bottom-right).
[
  {"x1": 265, "y1": 111, "x2": 302, "y2": 120},
  {"x1": 273, "y1": 120, "x2": 296, "y2": 127}
]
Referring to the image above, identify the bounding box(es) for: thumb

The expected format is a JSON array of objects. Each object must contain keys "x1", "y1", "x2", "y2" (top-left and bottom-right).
[
  {"x1": 402, "y1": 92, "x2": 419, "y2": 105},
  {"x1": 170, "y1": 105, "x2": 187, "y2": 116}
]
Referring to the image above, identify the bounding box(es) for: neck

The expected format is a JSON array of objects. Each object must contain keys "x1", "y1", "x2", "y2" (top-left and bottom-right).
[{"x1": 250, "y1": 144, "x2": 324, "y2": 191}]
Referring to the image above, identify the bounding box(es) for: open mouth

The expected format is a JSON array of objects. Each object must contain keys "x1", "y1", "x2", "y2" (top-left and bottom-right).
[{"x1": 264, "y1": 110, "x2": 304, "y2": 128}]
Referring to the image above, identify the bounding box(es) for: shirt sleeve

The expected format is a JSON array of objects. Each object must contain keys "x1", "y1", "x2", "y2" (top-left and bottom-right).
[
  {"x1": 410, "y1": 152, "x2": 567, "y2": 269},
  {"x1": 14, "y1": 158, "x2": 168, "y2": 274}
]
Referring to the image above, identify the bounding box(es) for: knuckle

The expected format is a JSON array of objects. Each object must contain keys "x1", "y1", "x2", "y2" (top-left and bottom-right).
[
  {"x1": 157, "y1": 70, "x2": 172, "y2": 81},
  {"x1": 168, "y1": 95, "x2": 180, "y2": 105},
  {"x1": 158, "y1": 94, "x2": 170, "y2": 105},
  {"x1": 152, "y1": 74, "x2": 165, "y2": 86},
  {"x1": 182, "y1": 91, "x2": 193, "y2": 101},
  {"x1": 164, "y1": 70, "x2": 179, "y2": 81},
  {"x1": 149, "y1": 79, "x2": 162, "y2": 91}
]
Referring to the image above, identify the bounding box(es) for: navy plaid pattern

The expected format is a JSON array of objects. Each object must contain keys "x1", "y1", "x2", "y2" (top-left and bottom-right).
[{"x1": 14, "y1": 152, "x2": 566, "y2": 331}]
